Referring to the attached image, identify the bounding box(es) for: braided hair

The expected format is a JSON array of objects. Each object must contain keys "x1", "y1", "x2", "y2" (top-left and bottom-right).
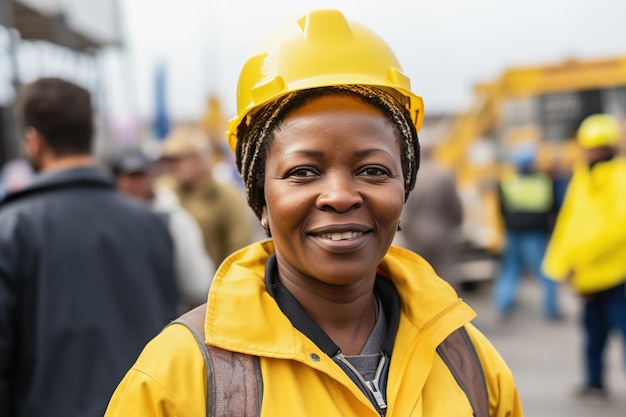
[{"x1": 235, "y1": 85, "x2": 420, "y2": 221}]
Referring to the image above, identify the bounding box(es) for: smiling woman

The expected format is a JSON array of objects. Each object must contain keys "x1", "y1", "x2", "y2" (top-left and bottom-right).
[{"x1": 105, "y1": 9, "x2": 523, "y2": 417}]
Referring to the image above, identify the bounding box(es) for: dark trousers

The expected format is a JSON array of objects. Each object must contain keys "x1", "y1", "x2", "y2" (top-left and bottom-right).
[{"x1": 582, "y1": 282, "x2": 626, "y2": 388}]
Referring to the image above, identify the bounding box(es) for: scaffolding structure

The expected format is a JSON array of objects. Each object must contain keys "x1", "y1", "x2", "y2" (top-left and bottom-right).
[{"x1": 0, "y1": 0, "x2": 122, "y2": 164}]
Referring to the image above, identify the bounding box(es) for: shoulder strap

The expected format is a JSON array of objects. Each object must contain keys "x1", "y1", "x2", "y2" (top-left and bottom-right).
[
  {"x1": 173, "y1": 306, "x2": 487, "y2": 416},
  {"x1": 437, "y1": 326, "x2": 489, "y2": 417},
  {"x1": 171, "y1": 304, "x2": 262, "y2": 417}
]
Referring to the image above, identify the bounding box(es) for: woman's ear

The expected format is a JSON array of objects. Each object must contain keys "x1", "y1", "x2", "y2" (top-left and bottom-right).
[{"x1": 261, "y1": 206, "x2": 271, "y2": 237}]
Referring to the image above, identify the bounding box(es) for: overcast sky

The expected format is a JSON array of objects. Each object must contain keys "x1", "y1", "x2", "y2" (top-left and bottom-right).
[{"x1": 105, "y1": 0, "x2": 626, "y2": 123}]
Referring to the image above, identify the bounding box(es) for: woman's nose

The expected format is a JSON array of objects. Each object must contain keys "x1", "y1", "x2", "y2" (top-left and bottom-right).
[{"x1": 315, "y1": 173, "x2": 363, "y2": 212}]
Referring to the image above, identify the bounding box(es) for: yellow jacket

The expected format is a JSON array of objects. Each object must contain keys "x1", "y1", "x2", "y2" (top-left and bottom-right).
[
  {"x1": 105, "y1": 241, "x2": 522, "y2": 416},
  {"x1": 542, "y1": 157, "x2": 626, "y2": 293}
]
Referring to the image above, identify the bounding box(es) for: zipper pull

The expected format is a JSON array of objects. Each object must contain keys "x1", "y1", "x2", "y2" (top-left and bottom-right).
[{"x1": 366, "y1": 380, "x2": 388, "y2": 410}]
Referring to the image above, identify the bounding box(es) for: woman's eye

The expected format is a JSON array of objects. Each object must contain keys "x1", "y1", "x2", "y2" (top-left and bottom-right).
[
  {"x1": 360, "y1": 166, "x2": 388, "y2": 176},
  {"x1": 289, "y1": 168, "x2": 316, "y2": 177}
]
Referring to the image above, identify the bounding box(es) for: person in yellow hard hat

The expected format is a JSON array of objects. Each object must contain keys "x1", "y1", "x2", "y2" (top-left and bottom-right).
[
  {"x1": 543, "y1": 113, "x2": 626, "y2": 403},
  {"x1": 105, "y1": 9, "x2": 522, "y2": 416}
]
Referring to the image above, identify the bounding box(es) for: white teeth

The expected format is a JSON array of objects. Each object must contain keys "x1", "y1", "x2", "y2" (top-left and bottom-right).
[{"x1": 321, "y1": 231, "x2": 363, "y2": 240}]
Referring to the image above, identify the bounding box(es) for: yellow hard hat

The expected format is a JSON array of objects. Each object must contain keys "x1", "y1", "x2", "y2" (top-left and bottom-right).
[
  {"x1": 226, "y1": 9, "x2": 424, "y2": 152},
  {"x1": 577, "y1": 114, "x2": 621, "y2": 148}
]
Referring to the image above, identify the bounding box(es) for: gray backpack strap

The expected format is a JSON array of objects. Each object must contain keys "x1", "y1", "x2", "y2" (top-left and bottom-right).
[
  {"x1": 171, "y1": 303, "x2": 262, "y2": 417},
  {"x1": 437, "y1": 326, "x2": 489, "y2": 417}
]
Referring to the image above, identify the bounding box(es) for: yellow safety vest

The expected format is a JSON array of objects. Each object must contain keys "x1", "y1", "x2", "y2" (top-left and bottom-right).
[{"x1": 501, "y1": 174, "x2": 553, "y2": 213}]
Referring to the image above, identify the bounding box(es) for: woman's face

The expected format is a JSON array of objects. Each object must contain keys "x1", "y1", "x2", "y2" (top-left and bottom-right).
[{"x1": 263, "y1": 95, "x2": 405, "y2": 287}]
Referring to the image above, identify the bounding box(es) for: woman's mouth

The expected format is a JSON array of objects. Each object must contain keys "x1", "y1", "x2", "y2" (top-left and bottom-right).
[{"x1": 319, "y1": 231, "x2": 364, "y2": 241}]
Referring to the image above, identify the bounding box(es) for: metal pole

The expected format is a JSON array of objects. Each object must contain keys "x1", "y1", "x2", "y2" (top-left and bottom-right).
[{"x1": 0, "y1": 0, "x2": 21, "y2": 164}]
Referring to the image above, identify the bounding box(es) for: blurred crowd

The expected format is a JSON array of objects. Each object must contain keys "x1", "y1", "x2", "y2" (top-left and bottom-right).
[
  {"x1": 0, "y1": 92, "x2": 262, "y2": 311},
  {"x1": 0, "y1": 77, "x2": 261, "y2": 415}
]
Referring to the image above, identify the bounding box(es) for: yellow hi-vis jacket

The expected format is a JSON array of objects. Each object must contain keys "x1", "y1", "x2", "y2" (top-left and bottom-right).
[
  {"x1": 105, "y1": 241, "x2": 522, "y2": 417},
  {"x1": 543, "y1": 157, "x2": 626, "y2": 293}
]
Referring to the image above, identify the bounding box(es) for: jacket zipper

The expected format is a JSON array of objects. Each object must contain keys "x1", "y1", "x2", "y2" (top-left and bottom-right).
[{"x1": 333, "y1": 352, "x2": 388, "y2": 416}]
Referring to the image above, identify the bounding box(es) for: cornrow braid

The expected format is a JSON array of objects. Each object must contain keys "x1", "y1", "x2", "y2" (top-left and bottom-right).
[{"x1": 235, "y1": 85, "x2": 420, "y2": 221}]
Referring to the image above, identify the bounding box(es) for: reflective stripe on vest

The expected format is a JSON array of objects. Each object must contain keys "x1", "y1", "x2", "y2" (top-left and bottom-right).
[{"x1": 501, "y1": 174, "x2": 553, "y2": 213}]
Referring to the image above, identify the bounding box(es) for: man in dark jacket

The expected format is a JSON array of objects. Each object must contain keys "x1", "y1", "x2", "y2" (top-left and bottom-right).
[{"x1": 0, "y1": 78, "x2": 178, "y2": 417}]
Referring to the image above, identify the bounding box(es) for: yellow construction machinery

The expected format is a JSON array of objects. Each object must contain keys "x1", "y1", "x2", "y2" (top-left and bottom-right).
[{"x1": 434, "y1": 55, "x2": 626, "y2": 282}]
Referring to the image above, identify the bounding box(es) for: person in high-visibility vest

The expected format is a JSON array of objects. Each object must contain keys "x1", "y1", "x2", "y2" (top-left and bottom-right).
[
  {"x1": 543, "y1": 114, "x2": 626, "y2": 403},
  {"x1": 493, "y1": 142, "x2": 561, "y2": 320}
]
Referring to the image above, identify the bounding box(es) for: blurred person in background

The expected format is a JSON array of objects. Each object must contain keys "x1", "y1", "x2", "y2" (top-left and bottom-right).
[
  {"x1": 159, "y1": 124, "x2": 253, "y2": 266},
  {"x1": 543, "y1": 114, "x2": 626, "y2": 403},
  {"x1": 545, "y1": 154, "x2": 571, "y2": 210},
  {"x1": 110, "y1": 146, "x2": 214, "y2": 312},
  {"x1": 0, "y1": 77, "x2": 178, "y2": 417},
  {"x1": 105, "y1": 9, "x2": 522, "y2": 416},
  {"x1": 399, "y1": 135, "x2": 463, "y2": 289},
  {"x1": 199, "y1": 95, "x2": 245, "y2": 188},
  {"x1": 0, "y1": 158, "x2": 34, "y2": 199},
  {"x1": 493, "y1": 142, "x2": 560, "y2": 321}
]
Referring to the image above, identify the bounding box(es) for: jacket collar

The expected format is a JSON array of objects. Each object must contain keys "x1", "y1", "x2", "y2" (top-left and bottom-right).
[
  {"x1": 264, "y1": 253, "x2": 400, "y2": 357},
  {"x1": 1, "y1": 166, "x2": 114, "y2": 205},
  {"x1": 575, "y1": 156, "x2": 626, "y2": 189},
  {"x1": 588, "y1": 151, "x2": 616, "y2": 170},
  {"x1": 204, "y1": 241, "x2": 476, "y2": 358}
]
